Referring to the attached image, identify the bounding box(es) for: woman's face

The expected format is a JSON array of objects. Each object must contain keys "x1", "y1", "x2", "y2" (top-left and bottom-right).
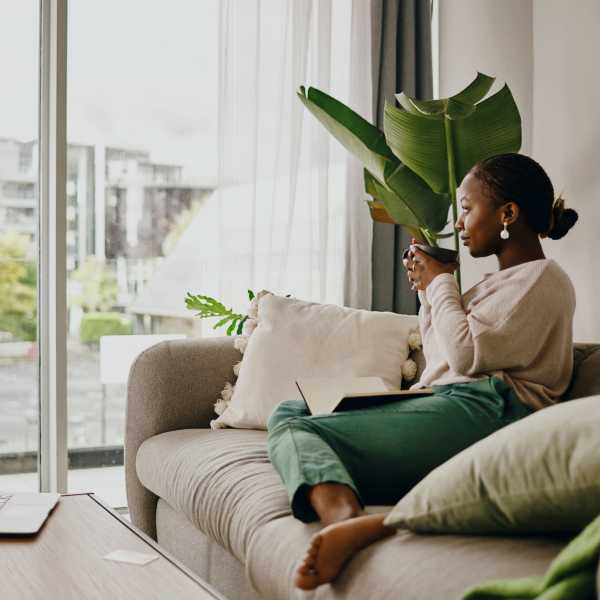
[{"x1": 455, "y1": 172, "x2": 505, "y2": 258}]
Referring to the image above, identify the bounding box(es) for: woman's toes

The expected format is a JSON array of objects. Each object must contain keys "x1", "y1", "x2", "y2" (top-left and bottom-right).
[
  {"x1": 295, "y1": 575, "x2": 320, "y2": 591},
  {"x1": 297, "y1": 562, "x2": 313, "y2": 575}
]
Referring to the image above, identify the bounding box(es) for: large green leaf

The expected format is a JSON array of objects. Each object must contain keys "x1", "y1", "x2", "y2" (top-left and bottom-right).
[
  {"x1": 364, "y1": 167, "x2": 450, "y2": 235},
  {"x1": 367, "y1": 201, "x2": 426, "y2": 244},
  {"x1": 298, "y1": 86, "x2": 397, "y2": 182},
  {"x1": 383, "y1": 166, "x2": 450, "y2": 232},
  {"x1": 451, "y1": 71, "x2": 495, "y2": 105},
  {"x1": 383, "y1": 78, "x2": 521, "y2": 193},
  {"x1": 366, "y1": 197, "x2": 426, "y2": 241},
  {"x1": 383, "y1": 101, "x2": 449, "y2": 193},
  {"x1": 395, "y1": 72, "x2": 495, "y2": 117},
  {"x1": 451, "y1": 84, "x2": 521, "y2": 182},
  {"x1": 364, "y1": 169, "x2": 420, "y2": 228},
  {"x1": 367, "y1": 200, "x2": 396, "y2": 224}
]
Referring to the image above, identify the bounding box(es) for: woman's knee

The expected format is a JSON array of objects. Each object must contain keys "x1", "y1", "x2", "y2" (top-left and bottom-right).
[{"x1": 267, "y1": 399, "x2": 309, "y2": 431}]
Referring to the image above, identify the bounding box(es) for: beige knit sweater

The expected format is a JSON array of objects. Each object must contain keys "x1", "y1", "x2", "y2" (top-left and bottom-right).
[{"x1": 411, "y1": 259, "x2": 576, "y2": 410}]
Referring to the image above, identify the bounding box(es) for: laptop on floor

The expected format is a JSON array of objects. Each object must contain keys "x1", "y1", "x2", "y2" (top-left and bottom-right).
[{"x1": 0, "y1": 492, "x2": 60, "y2": 534}]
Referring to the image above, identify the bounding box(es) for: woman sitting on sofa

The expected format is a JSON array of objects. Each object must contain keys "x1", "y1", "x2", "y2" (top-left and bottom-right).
[{"x1": 266, "y1": 152, "x2": 579, "y2": 591}]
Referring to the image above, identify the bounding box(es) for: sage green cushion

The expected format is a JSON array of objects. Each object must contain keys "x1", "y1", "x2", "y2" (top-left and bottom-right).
[{"x1": 384, "y1": 395, "x2": 600, "y2": 534}]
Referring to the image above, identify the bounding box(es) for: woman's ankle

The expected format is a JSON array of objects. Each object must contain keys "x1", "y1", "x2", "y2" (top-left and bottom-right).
[
  {"x1": 307, "y1": 482, "x2": 362, "y2": 524},
  {"x1": 319, "y1": 503, "x2": 362, "y2": 525}
]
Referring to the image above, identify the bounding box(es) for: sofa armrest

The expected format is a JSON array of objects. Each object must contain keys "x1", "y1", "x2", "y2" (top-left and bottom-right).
[{"x1": 125, "y1": 336, "x2": 239, "y2": 538}]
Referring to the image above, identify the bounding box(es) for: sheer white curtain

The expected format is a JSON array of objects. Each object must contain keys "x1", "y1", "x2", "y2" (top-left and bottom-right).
[{"x1": 197, "y1": 0, "x2": 373, "y2": 316}]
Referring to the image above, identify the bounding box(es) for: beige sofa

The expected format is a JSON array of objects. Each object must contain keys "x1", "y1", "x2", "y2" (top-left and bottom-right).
[{"x1": 126, "y1": 337, "x2": 600, "y2": 599}]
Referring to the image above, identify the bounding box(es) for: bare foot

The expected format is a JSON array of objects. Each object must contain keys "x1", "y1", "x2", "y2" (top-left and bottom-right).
[{"x1": 294, "y1": 514, "x2": 394, "y2": 590}]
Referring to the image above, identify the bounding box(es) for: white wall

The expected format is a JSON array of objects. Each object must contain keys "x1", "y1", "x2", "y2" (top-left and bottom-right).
[
  {"x1": 438, "y1": 0, "x2": 600, "y2": 341},
  {"x1": 437, "y1": 0, "x2": 534, "y2": 291},
  {"x1": 533, "y1": 0, "x2": 600, "y2": 342}
]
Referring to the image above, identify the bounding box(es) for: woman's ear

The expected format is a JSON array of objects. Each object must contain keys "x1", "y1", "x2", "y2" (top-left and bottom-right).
[{"x1": 501, "y1": 202, "x2": 520, "y2": 225}]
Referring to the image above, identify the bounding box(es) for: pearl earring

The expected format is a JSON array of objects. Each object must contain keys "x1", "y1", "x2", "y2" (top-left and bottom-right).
[{"x1": 500, "y1": 222, "x2": 510, "y2": 240}]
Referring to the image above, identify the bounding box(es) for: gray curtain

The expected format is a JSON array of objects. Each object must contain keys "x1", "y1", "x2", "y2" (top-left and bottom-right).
[{"x1": 371, "y1": 0, "x2": 433, "y2": 314}]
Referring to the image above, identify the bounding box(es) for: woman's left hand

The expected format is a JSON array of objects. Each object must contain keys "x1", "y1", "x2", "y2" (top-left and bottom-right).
[{"x1": 408, "y1": 246, "x2": 458, "y2": 291}]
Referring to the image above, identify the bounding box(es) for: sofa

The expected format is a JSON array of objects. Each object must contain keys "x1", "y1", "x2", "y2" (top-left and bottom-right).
[{"x1": 126, "y1": 337, "x2": 600, "y2": 599}]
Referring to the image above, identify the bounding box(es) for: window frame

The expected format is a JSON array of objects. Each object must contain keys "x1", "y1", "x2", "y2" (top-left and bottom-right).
[{"x1": 38, "y1": 0, "x2": 68, "y2": 492}]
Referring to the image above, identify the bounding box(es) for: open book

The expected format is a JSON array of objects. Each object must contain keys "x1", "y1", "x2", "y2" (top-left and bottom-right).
[{"x1": 296, "y1": 376, "x2": 433, "y2": 416}]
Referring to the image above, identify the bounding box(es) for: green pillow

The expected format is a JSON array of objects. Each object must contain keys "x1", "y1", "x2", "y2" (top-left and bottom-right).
[{"x1": 384, "y1": 395, "x2": 600, "y2": 534}]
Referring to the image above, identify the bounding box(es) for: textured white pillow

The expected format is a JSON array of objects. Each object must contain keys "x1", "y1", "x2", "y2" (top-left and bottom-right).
[{"x1": 211, "y1": 292, "x2": 419, "y2": 430}]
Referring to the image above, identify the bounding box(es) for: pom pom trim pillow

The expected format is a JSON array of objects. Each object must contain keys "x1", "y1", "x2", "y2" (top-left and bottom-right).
[
  {"x1": 384, "y1": 394, "x2": 600, "y2": 535},
  {"x1": 211, "y1": 292, "x2": 420, "y2": 430}
]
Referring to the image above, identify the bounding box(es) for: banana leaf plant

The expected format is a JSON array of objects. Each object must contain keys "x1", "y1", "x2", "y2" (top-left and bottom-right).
[{"x1": 298, "y1": 72, "x2": 522, "y2": 291}]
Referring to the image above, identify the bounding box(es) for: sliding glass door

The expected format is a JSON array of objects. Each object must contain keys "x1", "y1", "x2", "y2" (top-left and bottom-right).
[
  {"x1": 0, "y1": 0, "x2": 219, "y2": 506},
  {"x1": 65, "y1": 0, "x2": 218, "y2": 507},
  {"x1": 0, "y1": 1, "x2": 40, "y2": 491}
]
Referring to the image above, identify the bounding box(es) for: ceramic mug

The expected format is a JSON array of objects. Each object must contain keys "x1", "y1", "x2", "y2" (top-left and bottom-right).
[{"x1": 402, "y1": 243, "x2": 459, "y2": 265}]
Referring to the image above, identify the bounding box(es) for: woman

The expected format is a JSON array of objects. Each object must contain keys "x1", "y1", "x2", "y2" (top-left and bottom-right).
[{"x1": 266, "y1": 153, "x2": 578, "y2": 591}]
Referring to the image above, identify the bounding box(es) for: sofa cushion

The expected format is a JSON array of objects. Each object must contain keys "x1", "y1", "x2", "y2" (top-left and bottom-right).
[
  {"x1": 212, "y1": 292, "x2": 420, "y2": 429},
  {"x1": 136, "y1": 429, "x2": 290, "y2": 562},
  {"x1": 384, "y1": 395, "x2": 600, "y2": 535},
  {"x1": 247, "y1": 514, "x2": 568, "y2": 600},
  {"x1": 565, "y1": 344, "x2": 600, "y2": 400}
]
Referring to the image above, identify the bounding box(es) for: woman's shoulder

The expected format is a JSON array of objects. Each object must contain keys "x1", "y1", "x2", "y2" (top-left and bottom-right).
[
  {"x1": 465, "y1": 259, "x2": 574, "y2": 312},
  {"x1": 537, "y1": 259, "x2": 576, "y2": 304},
  {"x1": 488, "y1": 258, "x2": 570, "y2": 287},
  {"x1": 465, "y1": 259, "x2": 575, "y2": 338},
  {"x1": 500, "y1": 258, "x2": 575, "y2": 311}
]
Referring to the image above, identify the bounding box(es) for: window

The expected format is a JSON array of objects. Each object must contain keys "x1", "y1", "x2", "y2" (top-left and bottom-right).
[
  {"x1": 1, "y1": 0, "x2": 364, "y2": 507},
  {"x1": 66, "y1": 0, "x2": 218, "y2": 506},
  {"x1": 0, "y1": 1, "x2": 40, "y2": 492}
]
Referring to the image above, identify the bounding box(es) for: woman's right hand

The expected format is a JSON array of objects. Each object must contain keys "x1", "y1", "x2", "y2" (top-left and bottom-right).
[{"x1": 402, "y1": 238, "x2": 419, "y2": 291}]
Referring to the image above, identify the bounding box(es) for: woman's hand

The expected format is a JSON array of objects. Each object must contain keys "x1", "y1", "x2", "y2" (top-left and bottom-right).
[{"x1": 402, "y1": 240, "x2": 458, "y2": 292}]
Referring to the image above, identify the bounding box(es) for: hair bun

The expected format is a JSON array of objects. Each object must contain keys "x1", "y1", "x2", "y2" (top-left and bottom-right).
[{"x1": 547, "y1": 197, "x2": 578, "y2": 240}]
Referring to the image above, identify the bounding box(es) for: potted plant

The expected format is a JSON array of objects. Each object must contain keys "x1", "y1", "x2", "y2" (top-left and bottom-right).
[{"x1": 297, "y1": 72, "x2": 522, "y2": 290}]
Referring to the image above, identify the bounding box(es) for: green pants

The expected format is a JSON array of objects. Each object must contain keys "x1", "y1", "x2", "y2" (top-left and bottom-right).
[{"x1": 267, "y1": 377, "x2": 532, "y2": 522}]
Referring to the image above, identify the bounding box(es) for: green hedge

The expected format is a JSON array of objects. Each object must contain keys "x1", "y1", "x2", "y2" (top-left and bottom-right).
[
  {"x1": 80, "y1": 312, "x2": 133, "y2": 345},
  {"x1": 0, "y1": 313, "x2": 36, "y2": 342}
]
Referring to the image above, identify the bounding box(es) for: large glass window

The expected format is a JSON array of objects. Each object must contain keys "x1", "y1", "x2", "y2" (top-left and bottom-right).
[
  {"x1": 66, "y1": 0, "x2": 218, "y2": 507},
  {"x1": 0, "y1": 0, "x2": 359, "y2": 505},
  {"x1": 0, "y1": 1, "x2": 40, "y2": 492}
]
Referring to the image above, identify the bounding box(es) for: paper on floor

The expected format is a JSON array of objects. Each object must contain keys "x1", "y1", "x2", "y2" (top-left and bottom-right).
[{"x1": 103, "y1": 549, "x2": 159, "y2": 566}]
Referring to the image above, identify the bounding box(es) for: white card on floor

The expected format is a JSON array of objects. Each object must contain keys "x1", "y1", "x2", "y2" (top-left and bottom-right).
[{"x1": 103, "y1": 549, "x2": 159, "y2": 565}]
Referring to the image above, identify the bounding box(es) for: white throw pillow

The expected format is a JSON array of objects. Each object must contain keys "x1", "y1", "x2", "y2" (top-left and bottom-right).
[{"x1": 211, "y1": 292, "x2": 419, "y2": 430}]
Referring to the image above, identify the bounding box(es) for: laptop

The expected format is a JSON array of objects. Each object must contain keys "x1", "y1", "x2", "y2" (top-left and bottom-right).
[{"x1": 0, "y1": 492, "x2": 60, "y2": 534}]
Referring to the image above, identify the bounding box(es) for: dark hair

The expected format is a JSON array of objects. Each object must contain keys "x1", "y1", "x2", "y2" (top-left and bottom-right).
[{"x1": 470, "y1": 153, "x2": 578, "y2": 240}]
